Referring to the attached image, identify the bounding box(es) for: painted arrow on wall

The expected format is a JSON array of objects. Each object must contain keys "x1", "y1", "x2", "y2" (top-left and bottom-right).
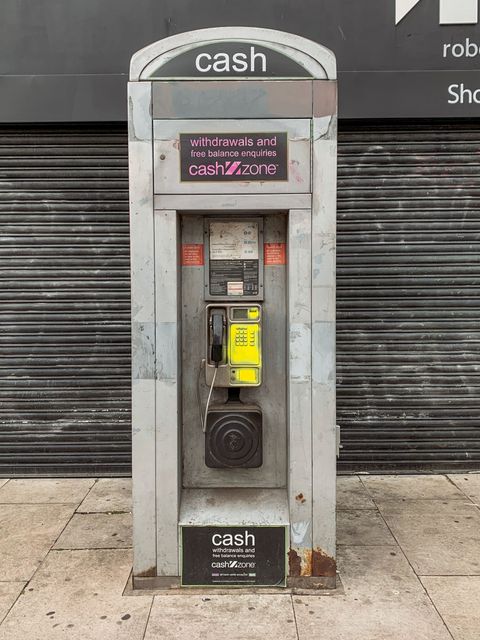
[{"x1": 396, "y1": 0, "x2": 479, "y2": 25}]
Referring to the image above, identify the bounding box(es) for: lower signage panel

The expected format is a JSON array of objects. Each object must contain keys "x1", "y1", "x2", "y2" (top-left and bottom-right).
[{"x1": 181, "y1": 526, "x2": 287, "y2": 587}]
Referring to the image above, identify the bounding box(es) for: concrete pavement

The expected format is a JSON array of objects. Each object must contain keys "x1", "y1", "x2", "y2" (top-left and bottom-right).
[{"x1": 0, "y1": 474, "x2": 479, "y2": 639}]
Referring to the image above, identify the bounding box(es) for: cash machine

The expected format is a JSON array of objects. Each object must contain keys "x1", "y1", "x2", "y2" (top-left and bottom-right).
[{"x1": 128, "y1": 27, "x2": 337, "y2": 589}]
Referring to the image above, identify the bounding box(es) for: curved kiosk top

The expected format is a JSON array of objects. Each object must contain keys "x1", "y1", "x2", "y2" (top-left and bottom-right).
[{"x1": 130, "y1": 27, "x2": 336, "y2": 81}]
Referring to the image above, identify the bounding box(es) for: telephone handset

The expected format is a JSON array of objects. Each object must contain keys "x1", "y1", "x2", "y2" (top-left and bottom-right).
[
  {"x1": 210, "y1": 311, "x2": 225, "y2": 365},
  {"x1": 206, "y1": 304, "x2": 262, "y2": 387}
]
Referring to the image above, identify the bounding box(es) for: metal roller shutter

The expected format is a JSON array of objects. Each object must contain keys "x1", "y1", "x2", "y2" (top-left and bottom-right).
[
  {"x1": 337, "y1": 121, "x2": 480, "y2": 473},
  {"x1": 2, "y1": 121, "x2": 478, "y2": 475},
  {"x1": 0, "y1": 124, "x2": 131, "y2": 476}
]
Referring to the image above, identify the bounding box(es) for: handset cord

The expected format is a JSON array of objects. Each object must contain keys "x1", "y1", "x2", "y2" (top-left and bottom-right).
[
  {"x1": 202, "y1": 365, "x2": 218, "y2": 433},
  {"x1": 196, "y1": 359, "x2": 206, "y2": 431}
]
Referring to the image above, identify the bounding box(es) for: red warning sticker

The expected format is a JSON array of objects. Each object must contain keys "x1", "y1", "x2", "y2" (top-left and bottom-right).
[
  {"x1": 264, "y1": 243, "x2": 286, "y2": 266},
  {"x1": 182, "y1": 244, "x2": 204, "y2": 266}
]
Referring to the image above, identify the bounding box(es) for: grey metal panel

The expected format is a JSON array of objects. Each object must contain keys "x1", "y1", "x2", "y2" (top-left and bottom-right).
[
  {"x1": 181, "y1": 213, "x2": 287, "y2": 489},
  {"x1": 154, "y1": 209, "x2": 181, "y2": 575},
  {"x1": 313, "y1": 81, "x2": 337, "y2": 118},
  {"x1": 337, "y1": 121, "x2": 480, "y2": 473},
  {"x1": 179, "y1": 488, "x2": 289, "y2": 526},
  {"x1": 154, "y1": 193, "x2": 312, "y2": 211},
  {"x1": 128, "y1": 81, "x2": 158, "y2": 577},
  {"x1": 152, "y1": 81, "x2": 313, "y2": 119},
  {"x1": 311, "y1": 115, "x2": 337, "y2": 567},
  {"x1": 0, "y1": 124, "x2": 131, "y2": 476},
  {"x1": 287, "y1": 208, "x2": 313, "y2": 572},
  {"x1": 153, "y1": 119, "x2": 311, "y2": 196}
]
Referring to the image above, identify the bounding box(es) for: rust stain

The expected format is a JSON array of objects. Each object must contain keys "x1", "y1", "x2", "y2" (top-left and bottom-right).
[
  {"x1": 288, "y1": 549, "x2": 302, "y2": 577},
  {"x1": 312, "y1": 548, "x2": 337, "y2": 578},
  {"x1": 289, "y1": 547, "x2": 337, "y2": 578},
  {"x1": 295, "y1": 493, "x2": 306, "y2": 504},
  {"x1": 289, "y1": 548, "x2": 313, "y2": 577},
  {"x1": 135, "y1": 566, "x2": 156, "y2": 578},
  {"x1": 301, "y1": 549, "x2": 313, "y2": 576}
]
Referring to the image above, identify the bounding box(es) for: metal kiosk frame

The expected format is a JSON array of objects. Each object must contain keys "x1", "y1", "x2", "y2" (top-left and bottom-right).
[{"x1": 128, "y1": 27, "x2": 338, "y2": 589}]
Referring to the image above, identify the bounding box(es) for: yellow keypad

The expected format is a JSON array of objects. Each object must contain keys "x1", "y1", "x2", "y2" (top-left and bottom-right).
[{"x1": 229, "y1": 324, "x2": 260, "y2": 366}]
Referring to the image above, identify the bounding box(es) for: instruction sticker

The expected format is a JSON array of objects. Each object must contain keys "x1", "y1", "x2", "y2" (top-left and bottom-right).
[
  {"x1": 182, "y1": 243, "x2": 204, "y2": 266},
  {"x1": 207, "y1": 220, "x2": 261, "y2": 298},
  {"x1": 227, "y1": 282, "x2": 244, "y2": 296},
  {"x1": 209, "y1": 221, "x2": 259, "y2": 260},
  {"x1": 264, "y1": 243, "x2": 286, "y2": 266}
]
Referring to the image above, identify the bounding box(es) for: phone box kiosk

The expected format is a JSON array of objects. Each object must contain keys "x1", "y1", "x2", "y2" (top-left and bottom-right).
[{"x1": 129, "y1": 28, "x2": 337, "y2": 589}]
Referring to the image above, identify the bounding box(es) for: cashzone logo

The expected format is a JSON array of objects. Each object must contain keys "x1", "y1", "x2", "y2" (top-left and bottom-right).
[{"x1": 396, "y1": 0, "x2": 479, "y2": 25}]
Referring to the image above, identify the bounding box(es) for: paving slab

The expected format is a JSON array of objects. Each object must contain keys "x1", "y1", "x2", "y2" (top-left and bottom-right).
[
  {"x1": 144, "y1": 594, "x2": 297, "y2": 640},
  {"x1": 377, "y1": 499, "x2": 480, "y2": 575},
  {"x1": 448, "y1": 474, "x2": 480, "y2": 505},
  {"x1": 337, "y1": 476, "x2": 376, "y2": 510},
  {"x1": 0, "y1": 479, "x2": 95, "y2": 504},
  {"x1": 362, "y1": 474, "x2": 464, "y2": 501},
  {"x1": 337, "y1": 509, "x2": 396, "y2": 546},
  {"x1": 421, "y1": 576, "x2": 480, "y2": 640},
  {"x1": 0, "y1": 549, "x2": 152, "y2": 640},
  {"x1": 294, "y1": 546, "x2": 452, "y2": 640},
  {"x1": 78, "y1": 479, "x2": 132, "y2": 513},
  {"x1": 295, "y1": 594, "x2": 452, "y2": 640},
  {"x1": 0, "y1": 583, "x2": 26, "y2": 624},
  {"x1": 0, "y1": 504, "x2": 76, "y2": 581},
  {"x1": 337, "y1": 544, "x2": 429, "y2": 597},
  {"x1": 54, "y1": 513, "x2": 132, "y2": 549}
]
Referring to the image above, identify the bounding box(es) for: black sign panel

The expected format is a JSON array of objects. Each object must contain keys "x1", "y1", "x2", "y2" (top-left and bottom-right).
[
  {"x1": 181, "y1": 526, "x2": 286, "y2": 587},
  {"x1": 209, "y1": 260, "x2": 259, "y2": 296},
  {"x1": 180, "y1": 133, "x2": 288, "y2": 182},
  {"x1": 148, "y1": 42, "x2": 311, "y2": 79},
  {"x1": 10, "y1": 1, "x2": 480, "y2": 121}
]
